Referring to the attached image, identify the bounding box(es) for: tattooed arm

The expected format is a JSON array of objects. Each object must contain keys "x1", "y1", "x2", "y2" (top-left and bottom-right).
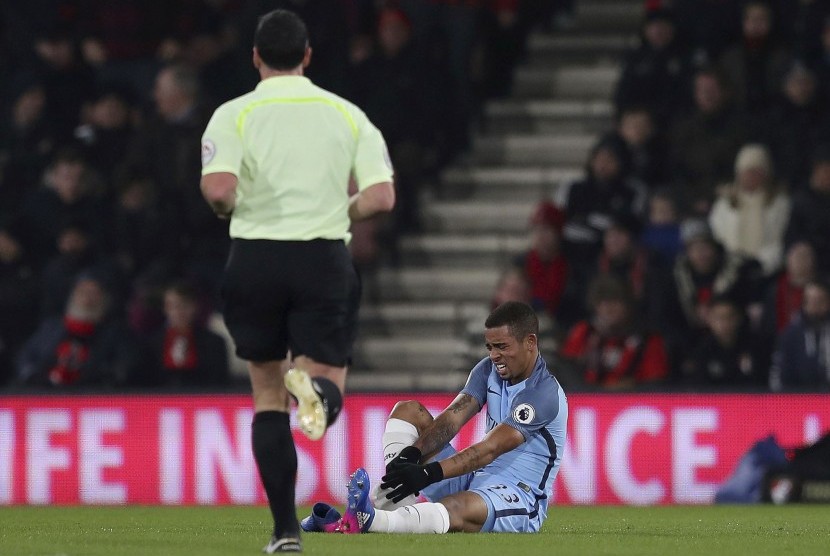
[
  {"x1": 439, "y1": 424, "x2": 524, "y2": 479},
  {"x1": 413, "y1": 393, "x2": 481, "y2": 461}
]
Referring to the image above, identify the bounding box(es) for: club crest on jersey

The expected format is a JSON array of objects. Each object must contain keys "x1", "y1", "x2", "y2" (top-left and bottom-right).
[
  {"x1": 201, "y1": 139, "x2": 216, "y2": 166},
  {"x1": 513, "y1": 403, "x2": 535, "y2": 424}
]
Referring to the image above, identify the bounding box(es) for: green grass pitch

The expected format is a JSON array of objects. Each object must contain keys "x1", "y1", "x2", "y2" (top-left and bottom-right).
[{"x1": 1, "y1": 505, "x2": 829, "y2": 556}]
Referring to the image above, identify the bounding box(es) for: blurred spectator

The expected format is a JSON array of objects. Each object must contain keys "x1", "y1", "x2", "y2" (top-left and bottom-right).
[
  {"x1": 614, "y1": 8, "x2": 692, "y2": 127},
  {"x1": 671, "y1": 0, "x2": 743, "y2": 66},
  {"x1": 491, "y1": 266, "x2": 532, "y2": 309},
  {"x1": 351, "y1": 7, "x2": 430, "y2": 236},
  {"x1": 121, "y1": 64, "x2": 228, "y2": 295},
  {"x1": 669, "y1": 68, "x2": 752, "y2": 213},
  {"x1": 139, "y1": 281, "x2": 229, "y2": 388},
  {"x1": 767, "y1": 61, "x2": 829, "y2": 189},
  {"x1": 640, "y1": 189, "x2": 683, "y2": 266},
  {"x1": 769, "y1": 279, "x2": 830, "y2": 391},
  {"x1": 479, "y1": 0, "x2": 524, "y2": 99},
  {"x1": 73, "y1": 0, "x2": 171, "y2": 98},
  {"x1": 0, "y1": 80, "x2": 56, "y2": 205},
  {"x1": 680, "y1": 295, "x2": 768, "y2": 388},
  {"x1": 793, "y1": 0, "x2": 830, "y2": 62},
  {"x1": 657, "y1": 218, "x2": 763, "y2": 361},
  {"x1": 555, "y1": 136, "x2": 647, "y2": 266},
  {"x1": 110, "y1": 174, "x2": 177, "y2": 282},
  {"x1": 608, "y1": 105, "x2": 670, "y2": 188},
  {"x1": 160, "y1": 1, "x2": 253, "y2": 106},
  {"x1": 15, "y1": 271, "x2": 139, "y2": 388},
  {"x1": 811, "y1": 16, "x2": 830, "y2": 99},
  {"x1": 761, "y1": 241, "x2": 817, "y2": 337},
  {"x1": 0, "y1": 2, "x2": 71, "y2": 70},
  {"x1": 399, "y1": 0, "x2": 483, "y2": 163},
  {"x1": 237, "y1": 0, "x2": 350, "y2": 96},
  {"x1": 511, "y1": 201, "x2": 577, "y2": 325},
  {"x1": 0, "y1": 342, "x2": 8, "y2": 386},
  {"x1": 587, "y1": 213, "x2": 672, "y2": 327},
  {"x1": 785, "y1": 146, "x2": 830, "y2": 273},
  {"x1": 74, "y1": 85, "x2": 137, "y2": 188},
  {"x1": 716, "y1": 0, "x2": 790, "y2": 116},
  {"x1": 33, "y1": 26, "x2": 95, "y2": 138},
  {"x1": 488, "y1": 258, "x2": 563, "y2": 365},
  {"x1": 709, "y1": 144, "x2": 790, "y2": 276},
  {"x1": 0, "y1": 232, "x2": 38, "y2": 386},
  {"x1": 558, "y1": 276, "x2": 669, "y2": 390},
  {"x1": 39, "y1": 220, "x2": 112, "y2": 318},
  {"x1": 2, "y1": 147, "x2": 106, "y2": 268}
]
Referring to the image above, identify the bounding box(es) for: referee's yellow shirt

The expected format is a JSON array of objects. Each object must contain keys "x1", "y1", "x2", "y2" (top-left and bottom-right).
[{"x1": 201, "y1": 75, "x2": 394, "y2": 241}]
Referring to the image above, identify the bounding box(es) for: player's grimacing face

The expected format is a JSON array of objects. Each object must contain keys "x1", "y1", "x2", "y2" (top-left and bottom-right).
[{"x1": 485, "y1": 325, "x2": 536, "y2": 384}]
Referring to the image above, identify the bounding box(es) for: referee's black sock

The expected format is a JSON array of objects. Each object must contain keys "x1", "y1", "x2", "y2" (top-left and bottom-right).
[
  {"x1": 312, "y1": 377, "x2": 343, "y2": 427},
  {"x1": 252, "y1": 411, "x2": 298, "y2": 538}
]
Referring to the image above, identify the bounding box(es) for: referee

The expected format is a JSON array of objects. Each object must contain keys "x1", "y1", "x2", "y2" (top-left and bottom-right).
[{"x1": 200, "y1": 9, "x2": 395, "y2": 553}]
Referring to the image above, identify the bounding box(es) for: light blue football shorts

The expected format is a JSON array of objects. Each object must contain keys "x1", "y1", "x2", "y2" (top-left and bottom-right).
[{"x1": 419, "y1": 444, "x2": 547, "y2": 533}]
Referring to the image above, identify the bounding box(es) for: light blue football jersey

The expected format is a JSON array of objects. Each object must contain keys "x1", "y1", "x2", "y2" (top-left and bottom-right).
[{"x1": 460, "y1": 355, "x2": 568, "y2": 500}]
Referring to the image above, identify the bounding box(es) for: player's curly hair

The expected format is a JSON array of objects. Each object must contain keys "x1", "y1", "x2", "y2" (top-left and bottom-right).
[
  {"x1": 485, "y1": 301, "x2": 539, "y2": 341},
  {"x1": 254, "y1": 9, "x2": 308, "y2": 70}
]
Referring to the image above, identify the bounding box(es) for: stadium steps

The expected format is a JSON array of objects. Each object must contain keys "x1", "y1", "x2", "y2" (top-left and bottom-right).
[
  {"x1": 523, "y1": 34, "x2": 637, "y2": 68},
  {"x1": 347, "y1": 366, "x2": 473, "y2": 392},
  {"x1": 484, "y1": 99, "x2": 614, "y2": 134},
  {"x1": 359, "y1": 301, "x2": 489, "y2": 337},
  {"x1": 470, "y1": 132, "x2": 597, "y2": 166},
  {"x1": 422, "y1": 200, "x2": 539, "y2": 234},
  {"x1": 397, "y1": 234, "x2": 527, "y2": 267},
  {"x1": 372, "y1": 267, "x2": 501, "y2": 302},
  {"x1": 570, "y1": 0, "x2": 645, "y2": 32},
  {"x1": 348, "y1": 0, "x2": 641, "y2": 387},
  {"x1": 512, "y1": 65, "x2": 620, "y2": 100},
  {"x1": 439, "y1": 166, "x2": 583, "y2": 201}
]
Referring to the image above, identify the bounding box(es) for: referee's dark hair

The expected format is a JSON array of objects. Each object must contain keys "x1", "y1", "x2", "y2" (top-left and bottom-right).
[
  {"x1": 255, "y1": 9, "x2": 308, "y2": 70},
  {"x1": 486, "y1": 301, "x2": 539, "y2": 341}
]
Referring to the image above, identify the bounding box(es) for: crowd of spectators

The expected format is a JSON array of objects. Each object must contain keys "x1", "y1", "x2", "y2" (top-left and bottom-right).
[
  {"x1": 0, "y1": 0, "x2": 572, "y2": 389},
  {"x1": 497, "y1": 0, "x2": 830, "y2": 393},
  {"x1": 4, "y1": 0, "x2": 829, "y2": 395}
]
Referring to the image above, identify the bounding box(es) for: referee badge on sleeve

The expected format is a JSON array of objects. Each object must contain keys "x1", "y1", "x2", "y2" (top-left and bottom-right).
[
  {"x1": 201, "y1": 139, "x2": 216, "y2": 166},
  {"x1": 513, "y1": 403, "x2": 535, "y2": 424}
]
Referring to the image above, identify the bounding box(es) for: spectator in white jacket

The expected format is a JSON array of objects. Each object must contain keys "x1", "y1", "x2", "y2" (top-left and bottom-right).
[{"x1": 709, "y1": 143, "x2": 791, "y2": 276}]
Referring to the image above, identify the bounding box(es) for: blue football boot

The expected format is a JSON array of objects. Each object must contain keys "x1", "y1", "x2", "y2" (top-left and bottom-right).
[
  {"x1": 300, "y1": 502, "x2": 342, "y2": 533},
  {"x1": 338, "y1": 468, "x2": 375, "y2": 534}
]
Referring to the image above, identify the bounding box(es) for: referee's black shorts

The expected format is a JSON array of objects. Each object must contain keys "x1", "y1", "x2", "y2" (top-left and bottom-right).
[{"x1": 221, "y1": 238, "x2": 361, "y2": 366}]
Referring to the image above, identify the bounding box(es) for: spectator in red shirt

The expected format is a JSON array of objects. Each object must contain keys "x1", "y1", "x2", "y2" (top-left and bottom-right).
[
  {"x1": 559, "y1": 276, "x2": 669, "y2": 390},
  {"x1": 140, "y1": 281, "x2": 229, "y2": 389},
  {"x1": 761, "y1": 241, "x2": 817, "y2": 337},
  {"x1": 512, "y1": 200, "x2": 579, "y2": 326},
  {"x1": 15, "y1": 271, "x2": 139, "y2": 388}
]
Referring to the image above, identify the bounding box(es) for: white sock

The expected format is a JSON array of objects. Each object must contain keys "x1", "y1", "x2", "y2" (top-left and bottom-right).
[
  {"x1": 382, "y1": 418, "x2": 419, "y2": 463},
  {"x1": 368, "y1": 502, "x2": 450, "y2": 534},
  {"x1": 372, "y1": 418, "x2": 419, "y2": 510}
]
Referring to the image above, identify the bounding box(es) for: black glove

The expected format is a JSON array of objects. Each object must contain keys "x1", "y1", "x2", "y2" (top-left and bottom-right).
[
  {"x1": 386, "y1": 445, "x2": 422, "y2": 473},
  {"x1": 380, "y1": 461, "x2": 444, "y2": 503}
]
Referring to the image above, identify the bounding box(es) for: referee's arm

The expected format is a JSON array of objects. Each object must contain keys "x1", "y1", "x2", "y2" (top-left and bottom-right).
[
  {"x1": 348, "y1": 180, "x2": 395, "y2": 222},
  {"x1": 201, "y1": 172, "x2": 237, "y2": 219}
]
